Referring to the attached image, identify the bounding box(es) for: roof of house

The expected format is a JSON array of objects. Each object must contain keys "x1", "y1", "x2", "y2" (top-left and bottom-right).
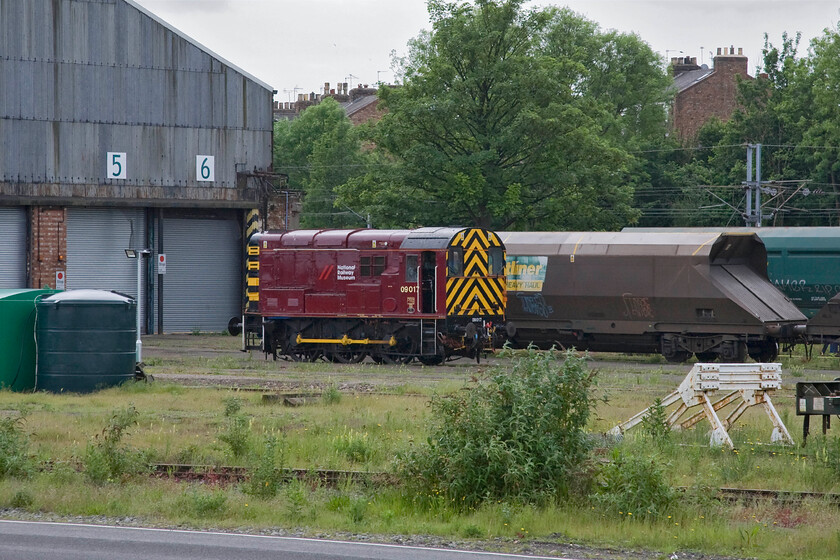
[
  {"x1": 673, "y1": 65, "x2": 714, "y2": 92},
  {"x1": 341, "y1": 95, "x2": 379, "y2": 117}
]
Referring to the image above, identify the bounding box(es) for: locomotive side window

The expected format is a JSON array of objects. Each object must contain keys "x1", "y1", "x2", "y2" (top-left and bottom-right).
[
  {"x1": 361, "y1": 255, "x2": 387, "y2": 277},
  {"x1": 373, "y1": 255, "x2": 386, "y2": 275},
  {"x1": 406, "y1": 255, "x2": 418, "y2": 282},
  {"x1": 448, "y1": 248, "x2": 463, "y2": 276},
  {"x1": 488, "y1": 247, "x2": 504, "y2": 275}
]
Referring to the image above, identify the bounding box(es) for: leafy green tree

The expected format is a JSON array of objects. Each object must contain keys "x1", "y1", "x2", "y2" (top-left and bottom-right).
[
  {"x1": 337, "y1": 1, "x2": 670, "y2": 230},
  {"x1": 801, "y1": 23, "x2": 840, "y2": 221},
  {"x1": 274, "y1": 98, "x2": 367, "y2": 228}
]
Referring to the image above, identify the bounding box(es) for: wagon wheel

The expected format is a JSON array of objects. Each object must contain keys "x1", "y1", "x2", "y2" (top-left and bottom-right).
[
  {"x1": 695, "y1": 351, "x2": 717, "y2": 363},
  {"x1": 664, "y1": 351, "x2": 691, "y2": 363},
  {"x1": 749, "y1": 341, "x2": 779, "y2": 363}
]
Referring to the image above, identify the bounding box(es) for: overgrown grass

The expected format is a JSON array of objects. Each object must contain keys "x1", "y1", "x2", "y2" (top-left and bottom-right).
[{"x1": 3, "y1": 340, "x2": 840, "y2": 559}]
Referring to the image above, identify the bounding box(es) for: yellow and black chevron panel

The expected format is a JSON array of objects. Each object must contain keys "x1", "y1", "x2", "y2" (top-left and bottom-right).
[
  {"x1": 245, "y1": 209, "x2": 261, "y2": 240},
  {"x1": 446, "y1": 228, "x2": 506, "y2": 316},
  {"x1": 245, "y1": 236, "x2": 260, "y2": 313},
  {"x1": 446, "y1": 276, "x2": 506, "y2": 316}
]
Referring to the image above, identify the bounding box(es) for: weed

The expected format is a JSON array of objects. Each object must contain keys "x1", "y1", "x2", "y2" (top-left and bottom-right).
[
  {"x1": 739, "y1": 524, "x2": 761, "y2": 549},
  {"x1": 244, "y1": 434, "x2": 285, "y2": 498},
  {"x1": 218, "y1": 397, "x2": 251, "y2": 460},
  {"x1": 180, "y1": 488, "x2": 228, "y2": 517},
  {"x1": 284, "y1": 479, "x2": 311, "y2": 519},
  {"x1": 789, "y1": 365, "x2": 805, "y2": 378},
  {"x1": 0, "y1": 415, "x2": 33, "y2": 478},
  {"x1": 322, "y1": 382, "x2": 342, "y2": 405},
  {"x1": 719, "y1": 448, "x2": 755, "y2": 483},
  {"x1": 11, "y1": 490, "x2": 34, "y2": 509},
  {"x1": 326, "y1": 493, "x2": 351, "y2": 512},
  {"x1": 400, "y1": 348, "x2": 599, "y2": 508},
  {"x1": 348, "y1": 497, "x2": 367, "y2": 524},
  {"x1": 640, "y1": 398, "x2": 671, "y2": 444},
  {"x1": 461, "y1": 524, "x2": 483, "y2": 538},
  {"x1": 592, "y1": 448, "x2": 677, "y2": 519},
  {"x1": 82, "y1": 405, "x2": 147, "y2": 484},
  {"x1": 334, "y1": 428, "x2": 373, "y2": 463}
]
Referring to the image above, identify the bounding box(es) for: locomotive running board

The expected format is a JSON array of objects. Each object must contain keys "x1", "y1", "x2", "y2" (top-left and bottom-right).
[
  {"x1": 295, "y1": 334, "x2": 397, "y2": 346},
  {"x1": 608, "y1": 363, "x2": 794, "y2": 449}
]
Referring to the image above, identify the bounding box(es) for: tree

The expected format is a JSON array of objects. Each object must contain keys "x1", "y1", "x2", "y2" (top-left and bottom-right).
[
  {"x1": 273, "y1": 98, "x2": 367, "y2": 228},
  {"x1": 337, "y1": 0, "x2": 670, "y2": 231}
]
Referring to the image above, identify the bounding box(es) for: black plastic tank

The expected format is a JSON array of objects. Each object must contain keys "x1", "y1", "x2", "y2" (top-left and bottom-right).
[{"x1": 36, "y1": 290, "x2": 136, "y2": 393}]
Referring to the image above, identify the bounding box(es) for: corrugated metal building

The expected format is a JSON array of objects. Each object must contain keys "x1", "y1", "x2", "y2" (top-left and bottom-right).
[{"x1": 0, "y1": 0, "x2": 275, "y2": 332}]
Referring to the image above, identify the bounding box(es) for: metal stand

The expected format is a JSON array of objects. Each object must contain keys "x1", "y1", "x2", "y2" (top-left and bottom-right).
[{"x1": 608, "y1": 363, "x2": 794, "y2": 448}]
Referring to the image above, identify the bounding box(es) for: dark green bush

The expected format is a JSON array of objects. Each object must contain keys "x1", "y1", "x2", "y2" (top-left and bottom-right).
[{"x1": 400, "y1": 348, "x2": 598, "y2": 508}]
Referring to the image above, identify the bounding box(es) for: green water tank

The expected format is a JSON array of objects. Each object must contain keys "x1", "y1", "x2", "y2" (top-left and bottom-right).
[
  {"x1": 36, "y1": 290, "x2": 136, "y2": 393},
  {"x1": 0, "y1": 289, "x2": 58, "y2": 391}
]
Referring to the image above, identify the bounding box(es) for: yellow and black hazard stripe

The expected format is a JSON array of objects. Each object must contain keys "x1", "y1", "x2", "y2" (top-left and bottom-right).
[
  {"x1": 446, "y1": 276, "x2": 506, "y2": 316},
  {"x1": 245, "y1": 234, "x2": 260, "y2": 313},
  {"x1": 245, "y1": 209, "x2": 261, "y2": 240},
  {"x1": 446, "y1": 228, "x2": 506, "y2": 316}
]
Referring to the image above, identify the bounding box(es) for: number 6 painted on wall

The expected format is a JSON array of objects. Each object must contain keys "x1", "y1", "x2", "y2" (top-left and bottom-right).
[{"x1": 196, "y1": 155, "x2": 215, "y2": 182}]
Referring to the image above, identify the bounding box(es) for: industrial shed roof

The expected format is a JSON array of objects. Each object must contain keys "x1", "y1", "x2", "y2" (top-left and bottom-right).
[{"x1": 124, "y1": 0, "x2": 274, "y2": 93}]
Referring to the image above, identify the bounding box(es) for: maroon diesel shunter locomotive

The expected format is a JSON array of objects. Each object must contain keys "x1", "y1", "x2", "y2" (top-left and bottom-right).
[{"x1": 242, "y1": 227, "x2": 507, "y2": 364}]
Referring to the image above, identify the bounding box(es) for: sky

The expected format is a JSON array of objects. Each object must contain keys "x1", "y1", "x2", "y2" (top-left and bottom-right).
[{"x1": 132, "y1": 0, "x2": 840, "y2": 100}]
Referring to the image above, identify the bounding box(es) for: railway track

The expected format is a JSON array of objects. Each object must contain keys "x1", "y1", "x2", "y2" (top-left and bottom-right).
[
  {"x1": 150, "y1": 463, "x2": 840, "y2": 505},
  {"x1": 150, "y1": 463, "x2": 398, "y2": 486}
]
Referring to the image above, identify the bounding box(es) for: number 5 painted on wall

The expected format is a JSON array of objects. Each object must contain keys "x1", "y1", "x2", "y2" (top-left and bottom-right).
[{"x1": 107, "y1": 152, "x2": 127, "y2": 179}]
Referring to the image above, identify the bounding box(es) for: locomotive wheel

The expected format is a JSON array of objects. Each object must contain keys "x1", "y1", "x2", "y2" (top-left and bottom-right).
[
  {"x1": 376, "y1": 337, "x2": 416, "y2": 364},
  {"x1": 288, "y1": 348, "x2": 322, "y2": 362},
  {"x1": 327, "y1": 349, "x2": 366, "y2": 364},
  {"x1": 695, "y1": 351, "x2": 717, "y2": 362},
  {"x1": 749, "y1": 341, "x2": 779, "y2": 363}
]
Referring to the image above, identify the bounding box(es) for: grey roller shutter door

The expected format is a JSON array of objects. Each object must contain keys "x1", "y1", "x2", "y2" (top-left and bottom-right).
[
  {"x1": 0, "y1": 208, "x2": 27, "y2": 288},
  {"x1": 66, "y1": 208, "x2": 148, "y2": 326},
  {"x1": 162, "y1": 217, "x2": 240, "y2": 333}
]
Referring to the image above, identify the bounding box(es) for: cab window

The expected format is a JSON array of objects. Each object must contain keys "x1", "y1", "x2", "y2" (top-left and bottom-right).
[
  {"x1": 448, "y1": 248, "x2": 464, "y2": 276},
  {"x1": 488, "y1": 248, "x2": 504, "y2": 275},
  {"x1": 406, "y1": 255, "x2": 418, "y2": 282}
]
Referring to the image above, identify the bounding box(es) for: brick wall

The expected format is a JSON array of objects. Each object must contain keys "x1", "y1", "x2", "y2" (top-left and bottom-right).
[
  {"x1": 673, "y1": 50, "x2": 751, "y2": 141},
  {"x1": 29, "y1": 207, "x2": 66, "y2": 289},
  {"x1": 348, "y1": 99, "x2": 384, "y2": 126}
]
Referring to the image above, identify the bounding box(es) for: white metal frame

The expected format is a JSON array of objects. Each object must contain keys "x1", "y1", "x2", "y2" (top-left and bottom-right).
[{"x1": 608, "y1": 363, "x2": 794, "y2": 448}]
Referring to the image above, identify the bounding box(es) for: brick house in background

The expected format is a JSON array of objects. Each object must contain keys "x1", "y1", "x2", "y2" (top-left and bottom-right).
[
  {"x1": 671, "y1": 47, "x2": 753, "y2": 142},
  {"x1": 273, "y1": 82, "x2": 387, "y2": 125}
]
